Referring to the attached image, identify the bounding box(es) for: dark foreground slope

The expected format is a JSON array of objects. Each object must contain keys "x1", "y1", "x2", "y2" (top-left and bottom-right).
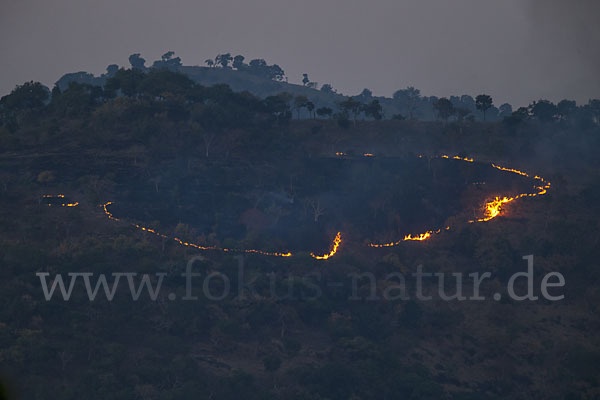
[{"x1": 1, "y1": 72, "x2": 600, "y2": 399}]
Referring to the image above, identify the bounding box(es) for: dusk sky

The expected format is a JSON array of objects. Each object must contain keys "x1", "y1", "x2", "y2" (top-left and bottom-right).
[{"x1": 1, "y1": 0, "x2": 598, "y2": 106}]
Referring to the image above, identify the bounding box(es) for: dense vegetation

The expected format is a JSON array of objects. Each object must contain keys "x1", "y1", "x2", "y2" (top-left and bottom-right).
[{"x1": 1, "y1": 66, "x2": 600, "y2": 399}]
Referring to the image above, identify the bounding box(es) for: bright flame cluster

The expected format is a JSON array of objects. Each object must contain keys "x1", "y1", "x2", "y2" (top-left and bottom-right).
[
  {"x1": 467, "y1": 163, "x2": 551, "y2": 223},
  {"x1": 368, "y1": 155, "x2": 551, "y2": 247},
  {"x1": 369, "y1": 227, "x2": 451, "y2": 247},
  {"x1": 310, "y1": 232, "x2": 342, "y2": 259}
]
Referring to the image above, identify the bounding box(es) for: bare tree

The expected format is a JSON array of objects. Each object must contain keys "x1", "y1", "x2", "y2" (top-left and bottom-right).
[
  {"x1": 309, "y1": 199, "x2": 325, "y2": 222},
  {"x1": 203, "y1": 132, "x2": 217, "y2": 158},
  {"x1": 149, "y1": 176, "x2": 161, "y2": 193}
]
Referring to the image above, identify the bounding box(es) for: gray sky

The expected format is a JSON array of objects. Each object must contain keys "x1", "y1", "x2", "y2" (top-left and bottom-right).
[{"x1": 1, "y1": 0, "x2": 598, "y2": 106}]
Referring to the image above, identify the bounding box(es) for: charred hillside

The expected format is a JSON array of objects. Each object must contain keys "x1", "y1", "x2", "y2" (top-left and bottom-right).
[{"x1": 1, "y1": 68, "x2": 600, "y2": 400}]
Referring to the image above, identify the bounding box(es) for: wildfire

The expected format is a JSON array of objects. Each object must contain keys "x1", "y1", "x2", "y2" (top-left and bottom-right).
[
  {"x1": 48, "y1": 153, "x2": 550, "y2": 259},
  {"x1": 470, "y1": 196, "x2": 514, "y2": 222},
  {"x1": 491, "y1": 163, "x2": 529, "y2": 177},
  {"x1": 42, "y1": 194, "x2": 79, "y2": 207},
  {"x1": 101, "y1": 202, "x2": 293, "y2": 258},
  {"x1": 441, "y1": 155, "x2": 474, "y2": 162},
  {"x1": 469, "y1": 163, "x2": 552, "y2": 223},
  {"x1": 369, "y1": 227, "x2": 450, "y2": 247},
  {"x1": 310, "y1": 232, "x2": 342, "y2": 259},
  {"x1": 366, "y1": 154, "x2": 551, "y2": 247}
]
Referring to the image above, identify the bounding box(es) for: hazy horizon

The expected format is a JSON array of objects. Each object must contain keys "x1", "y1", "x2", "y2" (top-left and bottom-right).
[{"x1": 1, "y1": 0, "x2": 598, "y2": 107}]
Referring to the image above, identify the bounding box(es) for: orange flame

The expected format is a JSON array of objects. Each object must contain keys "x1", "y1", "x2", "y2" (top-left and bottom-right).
[
  {"x1": 369, "y1": 227, "x2": 450, "y2": 247},
  {"x1": 48, "y1": 153, "x2": 551, "y2": 259},
  {"x1": 310, "y1": 232, "x2": 342, "y2": 259},
  {"x1": 441, "y1": 155, "x2": 474, "y2": 162},
  {"x1": 469, "y1": 163, "x2": 551, "y2": 223},
  {"x1": 101, "y1": 202, "x2": 293, "y2": 258},
  {"x1": 43, "y1": 194, "x2": 79, "y2": 207}
]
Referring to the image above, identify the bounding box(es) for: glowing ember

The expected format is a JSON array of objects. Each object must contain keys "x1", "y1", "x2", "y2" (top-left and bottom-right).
[
  {"x1": 102, "y1": 202, "x2": 293, "y2": 258},
  {"x1": 310, "y1": 232, "x2": 342, "y2": 259},
  {"x1": 369, "y1": 227, "x2": 450, "y2": 247},
  {"x1": 441, "y1": 155, "x2": 474, "y2": 162},
  {"x1": 43, "y1": 194, "x2": 79, "y2": 207}
]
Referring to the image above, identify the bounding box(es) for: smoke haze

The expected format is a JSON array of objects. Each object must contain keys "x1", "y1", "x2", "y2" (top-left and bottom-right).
[{"x1": 0, "y1": 0, "x2": 598, "y2": 106}]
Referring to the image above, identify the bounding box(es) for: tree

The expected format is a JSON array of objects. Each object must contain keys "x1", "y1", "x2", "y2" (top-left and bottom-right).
[
  {"x1": 105, "y1": 68, "x2": 146, "y2": 97},
  {"x1": 302, "y1": 73, "x2": 310, "y2": 86},
  {"x1": 356, "y1": 88, "x2": 373, "y2": 103},
  {"x1": 0, "y1": 81, "x2": 49, "y2": 111},
  {"x1": 264, "y1": 93, "x2": 293, "y2": 124},
  {"x1": 306, "y1": 101, "x2": 315, "y2": 119},
  {"x1": 531, "y1": 100, "x2": 558, "y2": 123},
  {"x1": 128, "y1": 53, "x2": 146, "y2": 70},
  {"x1": 294, "y1": 95, "x2": 309, "y2": 119},
  {"x1": 306, "y1": 199, "x2": 325, "y2": 222},
  {"x1": 232, "y1": 55, "x2": 246, "y2": 70},
  {"x1": 363, "y1": 99, "x2": 383, "y2": 120},
  {"x1": 503, "y1": 107, "x2": 530, "y2": 131},
  {"x1": 393, "y1": 86, "x2": 421, "y2": 119},
  {"x1": 204, "y1": 59, "x2": 214, "y2": 68},
  {"x1": 152, "y1": 51, "x2": 182, "y2": 69},
  {"x1": 216, "y1": 53, "x2": 233, "y2": 68},
  {"x1": 557, "y1": 100, "x2": 577, "y2": 120},
  {"x1": 320, "y1": 84, "x2": 335, "y2": 94},
  {"x1": 105, "y1": 64, "x2": 119, "y2": 77},
  {"x1": 433, "y1": 97, "x2": 455, "y2": 121},
  {"x1": 246, "y1": 59, "x2": 285, "y2": 81},
  {"x1": 475, "y1": 94, "x2": 493, "y2": 121},
  {"x1": 589, "y1": 99, "x2": 600, "y2": 125},
  {"x1": 338, "y1": 97, "x2": 362, "y2": 125},
  {"x1": 316, "y1": 107, "x2": 333, "y2": 118},
  {"x1": 268, "y1": 64, "x2": 285, "y2": 81},
  {"x1": 498, "y1": 103, "x2": 513, "y2": 119}
]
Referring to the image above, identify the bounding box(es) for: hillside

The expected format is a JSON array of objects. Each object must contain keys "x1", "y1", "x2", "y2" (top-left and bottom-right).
[{"x1": 1, "y1": 69, "x2": 600, "y2": 400}]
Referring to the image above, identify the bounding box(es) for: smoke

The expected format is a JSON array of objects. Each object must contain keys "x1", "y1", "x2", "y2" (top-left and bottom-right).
[{"x1": 524, "y1": 0, "x2": 600, "y2": 102}]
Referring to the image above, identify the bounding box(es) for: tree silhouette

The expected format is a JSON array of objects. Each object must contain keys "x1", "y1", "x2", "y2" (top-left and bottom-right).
[
  {"x1": 531, "y1": 100, "x2": 558, "y2": 123},
  {"x1": 363, "y1": 99, "x2": 383, "y2": 120},
  {"x1": 320, "y1": 84, "x2": 335, "y2": 94},
  {"x1": 294, "y1": 95, "x2": 309, "y2": 119},
  {"x1": 0, "y1": 81, "x2": 49, "y2": 110},
  {"x1": 339, "y1": 97, "x2": 362, "y2": 125},
  {"x1": 589, "y1": 99, "x2": 600, "y2": 125},
  {"x1": 476, "y1": 94, "x2": 493, "y2": 121},
  {"x1": 302, "y1": 73, "x2": 310, "y2": 86},
  {"x1": 393, "y1": 86, "x2": 421, "y2": 120},
  {"x1": 128, "y1": 53, "x2": 146, "y2": 70},
  {"x1": 233, "y1": 55, "x2": 246, "y2": 70},
  {"x1": 216, "y1": 53, "x2": 233, "y2": 68},
  {"x1": 306, "y1": 101, "x2": 315, "y2": 119},
  {"x1": 433, "y1": 98, "x2": 455, "y2": 122}
]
